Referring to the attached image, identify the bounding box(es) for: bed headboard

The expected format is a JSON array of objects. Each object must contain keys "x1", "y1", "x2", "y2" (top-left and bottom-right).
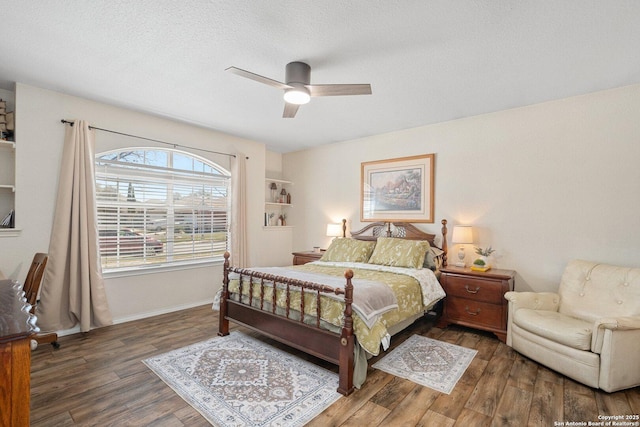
[{"x1": 350, "y1": 219, "x2": 448, "y2": 266}]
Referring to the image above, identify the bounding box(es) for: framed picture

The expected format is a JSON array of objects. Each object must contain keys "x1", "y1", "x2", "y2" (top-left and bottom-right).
[{"x1": 360, "y1": 154, "x2": 434, "y2": 223}]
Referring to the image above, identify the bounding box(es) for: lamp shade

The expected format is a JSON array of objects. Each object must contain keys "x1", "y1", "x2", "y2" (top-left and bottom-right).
[
  {"x1": 326, "y1": 223, "x2": 342, "y2": 237},
  {"x1": 451, "y1": 225, "x2": 473, "y2": 244}
]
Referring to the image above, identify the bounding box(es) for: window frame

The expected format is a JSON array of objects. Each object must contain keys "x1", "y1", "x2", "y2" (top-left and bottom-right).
[{"x1": 95, "y1": 147, "x2": 231, "y2": 274}]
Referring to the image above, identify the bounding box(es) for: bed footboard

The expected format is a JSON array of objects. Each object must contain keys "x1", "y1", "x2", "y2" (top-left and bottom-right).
[{"x1": 218, "y1": 252, "x2": 355, "y2": 396}]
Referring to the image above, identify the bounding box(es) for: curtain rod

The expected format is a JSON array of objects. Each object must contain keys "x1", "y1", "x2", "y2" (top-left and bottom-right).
[{"x1": 60, "y1": 119, "x2": 248, "y2": 159}]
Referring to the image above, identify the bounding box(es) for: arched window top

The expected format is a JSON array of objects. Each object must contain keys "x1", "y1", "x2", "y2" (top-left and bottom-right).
[{"x1": 96, "y1": 147, "x2": 230, "y2": 177}]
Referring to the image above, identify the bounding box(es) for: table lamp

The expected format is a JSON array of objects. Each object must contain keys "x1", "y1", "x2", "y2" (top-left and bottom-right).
[
  {"x1": 326, "y1": 219, "x2": 347, "y2": 238},
  {"x1": 326, "y1": 223, "x2": 342, "y2": 238},
  {"x1": 451, "y1": 225, "x2": 473, "y2": 267}
]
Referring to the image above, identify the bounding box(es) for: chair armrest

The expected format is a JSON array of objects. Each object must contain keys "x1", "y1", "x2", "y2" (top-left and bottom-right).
[
  {"x1": 594, "y1": 316, "x2": 640, "y2": 331},
  {"x1": 504, "y1": 291, "x2": 560, "y2": 312},
  {"x1": 504, "y1": 291, "x2": 560, "y2": 347},
  {"x1": 591, "y1": 316, "x2": 640, "y2": 353}
]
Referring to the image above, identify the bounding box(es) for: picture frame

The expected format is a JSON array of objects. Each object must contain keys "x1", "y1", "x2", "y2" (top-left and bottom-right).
[{"x1": 360, "y1": 154, "x2": 434, "y2": 223}]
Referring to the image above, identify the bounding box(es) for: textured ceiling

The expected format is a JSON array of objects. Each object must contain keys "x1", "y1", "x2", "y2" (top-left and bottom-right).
[{"x1": 1, "y1": 1, "x2": 639, "y2": 153}]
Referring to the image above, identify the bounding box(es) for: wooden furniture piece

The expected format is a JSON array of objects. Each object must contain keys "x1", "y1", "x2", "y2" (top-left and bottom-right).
[
  {"x1": 291, "y1": 219, "x2": 348, "y2": 264},
  {"x1": 219, "y1": 219, "x2": 448, "y2": 395},
  {"x1": 22, "y1": 253, "x2": 59, "y2": 349},
  {"x1": 1, "y1": 279, "x2": 38, "y2": 427},
  {"x1": 437, "y1": 265, "x2": 515, "y2": 342},
  {"x1": 292, "y1": 250, "x2": 324, "y2": 265}
]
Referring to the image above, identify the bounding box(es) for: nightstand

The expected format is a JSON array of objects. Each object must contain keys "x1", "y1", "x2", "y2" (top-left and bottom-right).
[
  {"x1": 436, "y1": 266, "x2": 515, "y2": 342},
  {"x1": 292, "y1": 251, "x2": 324, "y2": 265}
]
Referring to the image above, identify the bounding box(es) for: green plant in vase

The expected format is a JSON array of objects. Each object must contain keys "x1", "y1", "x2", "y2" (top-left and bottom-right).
[{"x1": 473, "y1": 246, "x2": 495, "y2": 269}]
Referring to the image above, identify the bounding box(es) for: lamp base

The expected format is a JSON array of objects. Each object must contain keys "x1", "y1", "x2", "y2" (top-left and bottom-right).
[{"x1": 454, "y1": 261, "x2": 466, "y2": 267}]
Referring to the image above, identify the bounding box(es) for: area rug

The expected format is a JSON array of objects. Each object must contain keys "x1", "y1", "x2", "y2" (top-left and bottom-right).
[
  {"x1": 143, "y1": 331, "x2": 341, "y2": 426},
  {"x1": 372, "y1": 334, "x2": 477, "y2": 394}
]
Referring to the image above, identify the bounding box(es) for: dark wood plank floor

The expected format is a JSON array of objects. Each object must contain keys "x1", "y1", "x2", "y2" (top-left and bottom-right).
[{"x1": 30, "y1": 305, "x2": 640, "y2": 426}]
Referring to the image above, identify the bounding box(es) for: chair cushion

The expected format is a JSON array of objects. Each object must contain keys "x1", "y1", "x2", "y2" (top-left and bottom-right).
[
  {"x1": 559, "y1": 260, "x2": 640, "y2": 323},
  {"x1": 513, "y1": 308, "x2": 593, "y2": 351}
]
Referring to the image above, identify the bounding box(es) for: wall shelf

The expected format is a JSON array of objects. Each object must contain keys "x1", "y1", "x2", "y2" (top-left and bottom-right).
[
  {"x1": 265, "y1": 177, "x2": 293, "y2": 227},
  {"x1": 0, "y1": 228, "x2": 21, "y2": 237},
  {"x1": 0, "y1": 91, "x2": 16, "y2": 228},
  {"x1": 265, "y1": 202, "x2": 292, "y2": 207}
]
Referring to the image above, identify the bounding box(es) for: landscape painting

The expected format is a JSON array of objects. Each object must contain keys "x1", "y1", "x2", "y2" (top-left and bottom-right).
[{"x1": 360, "y1": 154, "x2": 434, "y2": 223}]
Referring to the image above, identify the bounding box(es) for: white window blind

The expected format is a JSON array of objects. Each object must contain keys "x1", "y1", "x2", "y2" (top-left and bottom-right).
[{"x1": 95, "y1": 148, "x2": 230, "y2": 271}]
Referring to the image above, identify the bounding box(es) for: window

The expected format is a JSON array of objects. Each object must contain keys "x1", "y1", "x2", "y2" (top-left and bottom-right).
[{"x1": 95, "y1": 148, "x2": 230, "y2": 271}]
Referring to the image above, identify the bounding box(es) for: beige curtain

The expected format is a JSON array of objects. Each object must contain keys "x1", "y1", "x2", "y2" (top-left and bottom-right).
[
  {"x1": 230, "y1": 153, "x2": 248, "y2": 267},
  {"x1": 38, "y1": 120, "x2": 112, "y2": 332}
]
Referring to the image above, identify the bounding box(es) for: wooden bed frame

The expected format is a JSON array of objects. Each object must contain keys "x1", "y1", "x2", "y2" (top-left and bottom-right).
[{"x1": 218, "y1": 219, "x2": 448, "y2": 396}]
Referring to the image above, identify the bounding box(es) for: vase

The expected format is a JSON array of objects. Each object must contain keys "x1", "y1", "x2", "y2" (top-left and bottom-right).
[{"x1": 473, "y1": 255, "x2": 490, "y2": 268}]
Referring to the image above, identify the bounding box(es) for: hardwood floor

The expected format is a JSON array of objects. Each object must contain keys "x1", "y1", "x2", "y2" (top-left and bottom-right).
[{"x1": 30, "y1": 305, "x2": 640, "y2": 426}]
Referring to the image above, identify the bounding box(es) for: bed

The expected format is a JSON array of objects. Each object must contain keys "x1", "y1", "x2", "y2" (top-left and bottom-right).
[{"x1": 217, "y1": 219, "x2": 449, "y2": 396}]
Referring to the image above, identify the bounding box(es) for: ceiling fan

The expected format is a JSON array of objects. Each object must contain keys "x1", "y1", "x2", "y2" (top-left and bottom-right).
[{"x1": 226, "y1": 61, "x2": 372, "y2": 118}]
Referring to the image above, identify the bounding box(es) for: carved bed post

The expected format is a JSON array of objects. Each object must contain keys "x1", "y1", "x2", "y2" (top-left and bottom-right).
[
  {"x1": 441, "y1": 219, "x2": 448, "y2": 267},
  {"x1": 218, "y1": 252, "x2": 231, "y2": 336},
  {"x1": 338, "y1": 269, "x2": 355, "y2": 396}
]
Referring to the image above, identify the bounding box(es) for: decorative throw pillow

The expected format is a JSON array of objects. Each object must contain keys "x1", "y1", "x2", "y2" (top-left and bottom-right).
[
  {"x1": 320, "y1": 238, "x2": 376, "y2": 263},
  {"x1": 423, "y1": 246, "x2": 445, "y2": 271},
  {"x1": 368, "y1": 237, "x2": 431, "y2": 269}
]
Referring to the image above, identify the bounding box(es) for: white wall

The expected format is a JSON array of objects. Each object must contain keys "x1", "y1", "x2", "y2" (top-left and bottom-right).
[
  {"x1": 283, "y1": 84, "x2": 640, "y2": 292},
  {"x1": 1, "y1": 83, "x2": 273, "y2": 326}
]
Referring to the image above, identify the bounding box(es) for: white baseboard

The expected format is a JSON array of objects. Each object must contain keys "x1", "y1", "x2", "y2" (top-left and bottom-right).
[{"x1": 55, "y1": 299, "x2": 214, "y2": 337}]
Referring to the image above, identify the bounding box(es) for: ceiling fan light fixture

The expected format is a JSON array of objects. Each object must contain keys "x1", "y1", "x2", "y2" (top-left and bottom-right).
[
  {"x1": 227, "y1": 62, "x2": 371, "y2": 118},
  {"x1": 283, "y1": 87, "x2": 310, "y2": 105}
]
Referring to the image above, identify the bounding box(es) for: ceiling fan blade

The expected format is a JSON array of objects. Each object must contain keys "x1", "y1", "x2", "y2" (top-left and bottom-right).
[
  {"x1": 308, "y1": 84, "x2": 372, "y2": 97},
  {"x1": 283, "y1": 102, "x2": 300, "y2": 118},
  {"x1": 226, "y1": 66, "x2": 291, "y2": 90}
]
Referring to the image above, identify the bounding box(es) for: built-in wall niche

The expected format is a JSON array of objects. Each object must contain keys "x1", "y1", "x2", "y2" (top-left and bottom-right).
[
  {"x1": 0, "y1": 88, "x2": 18, "y2": 235},
  {"x1": 264, "y1": 178, "x2": 292, "y2": 228}
]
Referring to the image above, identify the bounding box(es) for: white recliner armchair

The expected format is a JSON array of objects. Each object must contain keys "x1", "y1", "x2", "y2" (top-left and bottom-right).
[{"x1": 505, "y1": 260, "x2": 640, "y2": 392}]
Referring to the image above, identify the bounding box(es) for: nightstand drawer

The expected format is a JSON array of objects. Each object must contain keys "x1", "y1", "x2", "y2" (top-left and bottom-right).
[
  {"x1": 294, "y1": 254, "x2": 319, "y2": 265},
  {"x1": 437, "y1": 266, "x2": 515, "y2": 342},
  {"x1": 445, "y1": 297, "x2": 503, "y2": 329},
  {"x1": 444, "y1": 275, "x2": 505, "y2": 304},
  {"x1": 292, "y1": 251, "x2": 324, "y2": 265}
]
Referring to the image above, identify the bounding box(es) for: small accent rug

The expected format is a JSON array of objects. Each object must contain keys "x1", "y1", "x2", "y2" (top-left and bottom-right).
[
  {"x1": 143, "y1": 331, "x2": 341, "y2": 426},
  {"x1": 372, "y1": 334, "x2": 477, "y2": 394}
]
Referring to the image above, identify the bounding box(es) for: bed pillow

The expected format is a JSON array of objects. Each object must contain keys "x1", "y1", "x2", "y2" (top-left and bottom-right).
[
  {"x1": 320, "y1": 238, "x2": 376, "y2": 263},
  {"x1": 423, "y1": 246, "x2": 445, "y2": 271},
  {"x1": 368, "y1": 237, "x2": 431, "y2": 269}
]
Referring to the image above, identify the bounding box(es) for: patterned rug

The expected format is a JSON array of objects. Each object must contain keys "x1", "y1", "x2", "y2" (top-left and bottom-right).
[
  {"x1": 372, "y1": 334, "x2": 477, "y2": 394},
  {"x1": 143, "y1": 331, "x2": 342, "y2": 426}
]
